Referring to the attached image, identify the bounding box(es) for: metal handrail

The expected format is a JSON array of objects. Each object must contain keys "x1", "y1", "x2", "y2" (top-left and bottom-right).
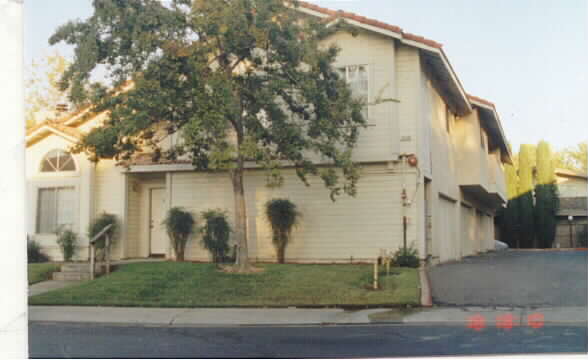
[{"x1": 88, "y1": 223, "x2": 114, "y2": 280}]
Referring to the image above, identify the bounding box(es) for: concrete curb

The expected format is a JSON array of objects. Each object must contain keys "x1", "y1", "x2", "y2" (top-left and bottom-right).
[
  {"x1": 418, "y1": 266, "x2": 433, "y2": 307},
  {"x1": 28, "y1": 306, "x2": 588, "y2": 327}
]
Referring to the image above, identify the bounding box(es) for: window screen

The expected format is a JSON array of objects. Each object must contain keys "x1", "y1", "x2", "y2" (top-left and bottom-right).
[{"x1": 337, "y1": 65, "x2": 369, "y2": 120}]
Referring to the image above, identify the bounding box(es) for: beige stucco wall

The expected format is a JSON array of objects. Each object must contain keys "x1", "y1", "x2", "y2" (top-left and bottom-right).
[{"x1": 26, "y1": 134, "x2": 94, "y2": 261}]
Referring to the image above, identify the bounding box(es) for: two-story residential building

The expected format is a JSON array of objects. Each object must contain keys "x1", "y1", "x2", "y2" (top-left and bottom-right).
[{"x1": 26, "y1": 2, "x2": 511, "y2": 264}]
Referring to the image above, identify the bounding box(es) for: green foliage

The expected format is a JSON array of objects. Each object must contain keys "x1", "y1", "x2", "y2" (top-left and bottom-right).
[
  {"x1": 265, "y1": 199, "x2": 301, "y2": 263},
  {"x1": 518, "y1": 145, "x2": 535, "y2": 248},
  {"x1": 201, "y1": 209, "x2": 232, "y2": 264},
  {"x1": 51, "y1": 0, "x2": 369, "y2": 267},
  {"x1": 27, "y1": 237, "x2": 49, "y2": 263},
  {"x1": 88, "y1": 212, "x2": 119, "y2": 250},
  {"x1": 500, "y1": 163, "x2": 520, "y2": 248},
  {"x1": 163, "y1": 207, "x2": 196, "y2": 261},
  {"x1": 25, "y1": 51, "x2": 77, "y2": 129},
  {"x1": 393, "y1": 245, "x2": 420, "y2": 268},
  {"x1": 56, "y1": 229, "x2": 78, "y2": 262},
  {"x1": 534, "y1": 141, "x2": 559, "y2": 248}
]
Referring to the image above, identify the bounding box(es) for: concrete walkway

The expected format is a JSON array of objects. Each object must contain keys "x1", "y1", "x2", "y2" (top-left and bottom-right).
[
  {"x1": 29, "y1": 280, "x2": 83, "y2": 297},
  {"x1": 28, "y1": 305, "x2": 588, "y2": 326}
]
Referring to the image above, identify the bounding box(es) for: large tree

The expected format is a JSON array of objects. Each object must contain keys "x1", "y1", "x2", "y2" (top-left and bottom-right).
[
  {"x1": 534, "y1": 141, "x2": 559, "y2": 248},
  {"x1": 517, "y1": 144, "x2": 535, "y2": 248},
  {"x1": 554, "y1": 142, "x2": 587, "y2": 174},
  {"x1": 50, "y1": 0, "x2": 366, "y2": 271},
  {"x1": 25, "y1": 52, "x2": 72, "y2": 128}
]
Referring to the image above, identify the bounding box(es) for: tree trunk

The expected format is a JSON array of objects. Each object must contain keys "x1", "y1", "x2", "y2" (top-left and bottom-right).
[
  {"x1": 231, "y1": 165, "x2": 250, "y2": 271},
  {"x1": 277, "y1": 245, "x2": 285, "y2": 264}
]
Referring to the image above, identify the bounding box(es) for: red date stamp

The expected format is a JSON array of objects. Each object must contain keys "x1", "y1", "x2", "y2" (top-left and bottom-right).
[{"x1": 467, "y1": 312, "x2": 544, "y2": 331}]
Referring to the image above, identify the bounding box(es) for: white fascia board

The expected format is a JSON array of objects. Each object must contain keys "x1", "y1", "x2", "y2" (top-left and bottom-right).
[
  {"x1": 26, "y1": 126, "x2": 78, "y2": 145},
  {"x1": 338, "y1": 18, "x2": 402, "y2": 40},
  {"x1": 401, "y1": 39, "x2": 471, "y2": 112},
  {"x1": 293, "y1": 6, "x2": 329, "y2": 19}
]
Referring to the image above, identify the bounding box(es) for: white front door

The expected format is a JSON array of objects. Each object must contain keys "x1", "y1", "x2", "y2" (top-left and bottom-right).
[{"x1": 149, "y1": 188, "x2": 167, "y2": 255}]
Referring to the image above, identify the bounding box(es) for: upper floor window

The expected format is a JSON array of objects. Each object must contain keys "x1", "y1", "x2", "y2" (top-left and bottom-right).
[
  {"x1": 40, "y1": 150, "x2": 76, "y2": 172},
  {"x1": 337, "y1": 65, "x2": 369, "y2": 120}
]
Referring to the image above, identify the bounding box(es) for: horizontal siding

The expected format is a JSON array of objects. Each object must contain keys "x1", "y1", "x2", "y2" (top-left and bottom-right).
[
  {"x1": 395, "y1": 44, "x2": 420, "y2": 156},
  {"x1": 94, "y1": 160, "x2": 124, "y2": 259},
  {"x1": 171, "y1": 165, "x2": 416, "y2": 262},
  {"x1": 126, "y1": 175, "x2": 142, "y2": 258}
]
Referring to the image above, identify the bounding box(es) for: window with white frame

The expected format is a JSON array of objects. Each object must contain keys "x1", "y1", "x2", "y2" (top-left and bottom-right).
[
  {"x1": 40, "y1": 149, "x2": 76, "y2": 172},
  {"x1": 337, "y1": 65, "x2": 369, "y2": 120},
  {"x1": 36, "y1": 187, "x2": 75, "y2": 234}
]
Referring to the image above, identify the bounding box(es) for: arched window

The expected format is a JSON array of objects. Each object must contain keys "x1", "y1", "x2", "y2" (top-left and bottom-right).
[{"x1": 40, "y1": 150, "x2": 76, "y2": 172}]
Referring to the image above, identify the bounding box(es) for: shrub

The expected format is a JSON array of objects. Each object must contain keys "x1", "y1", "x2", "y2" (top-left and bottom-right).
[
  {"x1": 88, "y1": 213, "x2": 119, "y2": 247},
  {"x1": 265, "y1": 199, "x2": 301, "y2": 264},
  {"x1": 27, "y1": 236, "x2": 49, "y2": 263},
  {"x1": 201, "y1": 209, "x2": 232, "y2": 264},
  {"x1": 163, "y1": 207, "x2": 196, "y2": 261},
  {"x1": 393, "y1": 245, "x2": 420, "y2": 268},
  {"x1": 88, "y1": 213, "x2": 119, "y2": 260},
  {"x1": 56, "y1": 229, "x2": 78, "y2": 262}
]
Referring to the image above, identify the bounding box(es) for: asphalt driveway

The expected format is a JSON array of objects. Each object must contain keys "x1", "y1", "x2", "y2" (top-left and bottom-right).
[{"x1": 427, "y1": 250, "x2": 588, "y2": 307}]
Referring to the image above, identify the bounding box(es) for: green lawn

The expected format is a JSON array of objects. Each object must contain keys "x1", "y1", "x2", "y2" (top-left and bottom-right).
[
  {"x1": 28, "y1": 262, "x2": 419, "y2": 307},
  {"x1": 28, "y1": 263, "x2": 60, "y2": 285}
]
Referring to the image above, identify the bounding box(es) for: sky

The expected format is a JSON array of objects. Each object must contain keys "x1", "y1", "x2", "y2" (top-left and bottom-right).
[{"x1": 24, "y1": 0, "x2": 587, "y2": 152}]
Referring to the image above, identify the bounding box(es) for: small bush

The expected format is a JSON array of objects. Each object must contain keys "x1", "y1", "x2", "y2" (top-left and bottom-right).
[
  {"x1": 265, "y1": 199, "x2": 301, "y2": 264},
  {"x1": 163, "y1": 207, "x2": 196, "y2": 261},
  {"x1": 88, "y1": 213, "x2": 119, "y2": 261},
  {"x1": 201, "y1": 209, "x2": 232, "y2": 264},
  {"x1": 88, "y1": 212, "x2": 119, "y2": 248},
  {"x1": 56, "y1": 229, "x2": 78, "y2": 262},
  {"x1": 27, "y1": 236, "x2": 49, "y2": 263},
  {"x1": 393, "y1": 245, "x2": 420, "y2": 268}
]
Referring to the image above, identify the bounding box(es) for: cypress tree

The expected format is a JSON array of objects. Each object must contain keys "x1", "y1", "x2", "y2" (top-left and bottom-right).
[
  {"x1": 518, "y1": 144, "x2": 535, "y2": 248},
  {"x1": 534, "y1": 141, "x2": 559, "y2": 248}
]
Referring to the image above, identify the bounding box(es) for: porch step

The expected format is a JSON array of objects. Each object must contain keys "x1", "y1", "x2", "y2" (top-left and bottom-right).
[{"x1": 52, "y1": 263, "x2": 107, "y2": 281}]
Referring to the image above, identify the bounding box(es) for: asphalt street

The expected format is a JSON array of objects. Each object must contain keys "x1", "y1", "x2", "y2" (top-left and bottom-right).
[
  {"x1": 29, "y1": 322, "x2": 587, "y2": 358},
  {"x1": 428, "y1": 250, "x2": 588, "y2": 307}
]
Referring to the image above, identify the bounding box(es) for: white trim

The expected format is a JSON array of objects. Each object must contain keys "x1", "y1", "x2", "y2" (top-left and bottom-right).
[
  {"x1": 294, "y1": 6, "x2": 329, "y2": 19},
  {"x1": 27, "y1": 125, "x2": 80, "y2": 145},
  {"x1": 127, "y1": 164, "x2": 195, "y2": 173}
]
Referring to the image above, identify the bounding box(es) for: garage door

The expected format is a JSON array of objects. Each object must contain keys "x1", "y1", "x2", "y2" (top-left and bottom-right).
[
  {"x1": 461, "y1": 204, "x2": 475, "y2": 257},
  {"x1": 438, "y1": 196, "x2": 458, "y2": 262}
]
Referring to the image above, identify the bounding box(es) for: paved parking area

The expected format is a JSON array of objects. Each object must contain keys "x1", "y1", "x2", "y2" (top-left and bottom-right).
[{"x1": 427, "y1": 250, "x2": 588, "y2": 307}]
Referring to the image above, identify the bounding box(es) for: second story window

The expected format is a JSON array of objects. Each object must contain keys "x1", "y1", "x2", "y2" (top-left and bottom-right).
[{"x1": 337, "y1": 65, "x2": 369, "y2": 120}]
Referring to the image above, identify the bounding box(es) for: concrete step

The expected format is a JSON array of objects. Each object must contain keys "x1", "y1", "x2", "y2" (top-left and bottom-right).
[
  {"x1": 61, "y1": 263, "x2": 105, "y2": 273},
  {"x1": 53, "y1": 272, "x2": 92, "y2": 281}
]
